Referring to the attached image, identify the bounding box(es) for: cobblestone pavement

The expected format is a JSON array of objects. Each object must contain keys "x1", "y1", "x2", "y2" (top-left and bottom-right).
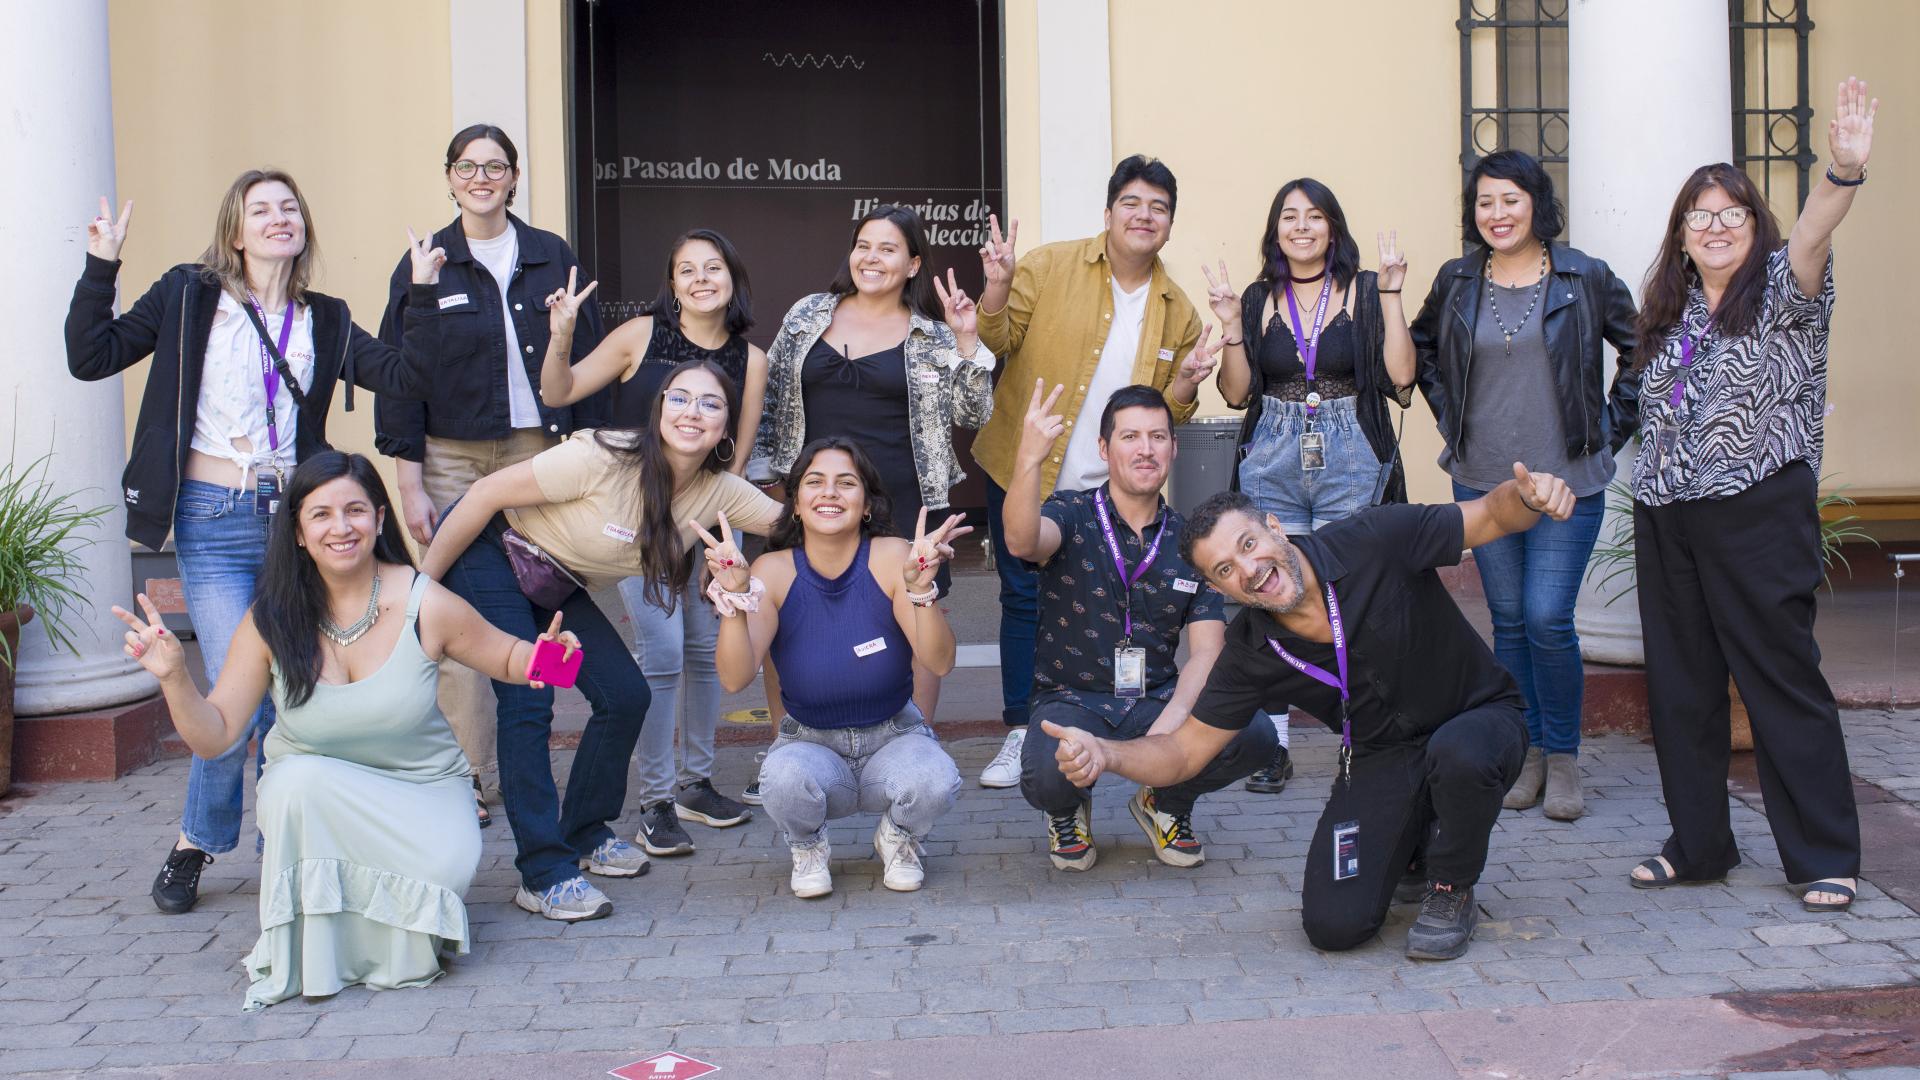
[{"x1": 2, "y1": 713, "x2": 1919, "y2": 1076}]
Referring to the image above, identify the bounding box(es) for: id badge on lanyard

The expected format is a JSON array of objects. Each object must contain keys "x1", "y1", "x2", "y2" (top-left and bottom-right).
[
  {"x1": 1655, "y1": 316, "x2": 1711, "y2": 473},
  {"x1": 1114, "y1": 645, "x2": 1146, "y2": 698},
  {"x1": 1094, "y1": 490, "x2": 1165, "y2": 700},
  {"x1": 248, "y1": 295, "x2": 296, "y2": 515},
  {"x1": 1285, "y1": 278, "x2": 1334, "y2": 473}
]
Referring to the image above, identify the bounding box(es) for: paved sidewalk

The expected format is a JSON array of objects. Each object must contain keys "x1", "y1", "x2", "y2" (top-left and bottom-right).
[{"x1": 3, "y1": 713, "x2": 1919, "y2": 1077}]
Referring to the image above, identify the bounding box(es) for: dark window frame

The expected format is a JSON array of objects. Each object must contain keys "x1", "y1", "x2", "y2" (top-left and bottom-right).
[
  {"x1": 1458, "y1": 0, "x2": 1570, "y2": 253},
  {"x1": 1729, "y1": 0, "x2": 1815, "y2": 212}
]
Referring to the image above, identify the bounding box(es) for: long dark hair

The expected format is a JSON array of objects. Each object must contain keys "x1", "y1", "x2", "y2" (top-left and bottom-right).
[
  {"x1": 1256, "y1": 177, "x2": 1360, "y2": 292},
  {"x1": 254, "y1": 452, "x2": 414, "y2": 708},
  {"x1": 768, "y1": 437, "x2": 894, "y2": 551},
  {"x1": 827, "y1": 205, "x2": 943, "y2": 322},
  {"x1": 648, "y1": 228, "x2": 754, "y2": 337},
  {"x1": 1461, "y1": 149, "x2": 1565, "y2": 247},
  {"x1": 602, "y1": 359, "x2": 741, "y2": 611},
  {"x1": 1633, "y1": 163, "x2": 1782, "y2": 367}
]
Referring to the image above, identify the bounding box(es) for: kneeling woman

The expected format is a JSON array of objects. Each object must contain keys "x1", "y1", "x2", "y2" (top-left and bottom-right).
[
  {"x1": 707, "y1": 438, "x2": 968, "y2": 897},
  {"x1": 114, "y1": 452, "x2": 577, "y2": 1010}
]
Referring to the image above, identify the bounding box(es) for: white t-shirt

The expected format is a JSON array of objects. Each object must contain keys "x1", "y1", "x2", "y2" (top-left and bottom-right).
[
  {"x1": 466, "y1": 228, "x2": 542, "y2": 428},
  {"x1": 191, "y1": 291, "x2": 316, "y2": 485},
  {"x1": 1057, "y1": 276, "x2": 1150, "y2": 492}
]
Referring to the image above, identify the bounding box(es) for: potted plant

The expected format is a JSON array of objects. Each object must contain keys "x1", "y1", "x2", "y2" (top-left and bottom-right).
[
  {"x1": 0, "y1": 452, "x2": 110, "y2": 796},
  {"x1": 1585, "y1": 476, "x2": 1877, "y2": 750}
]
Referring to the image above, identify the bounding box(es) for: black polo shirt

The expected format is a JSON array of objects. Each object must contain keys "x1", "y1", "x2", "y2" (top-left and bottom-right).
[
  {"x1": 1193, "y1": 503, "x2": 1524, "y2": 749},
  {"x1": 1034, "y1": 484, "x2": 1225, "y2": 721}
]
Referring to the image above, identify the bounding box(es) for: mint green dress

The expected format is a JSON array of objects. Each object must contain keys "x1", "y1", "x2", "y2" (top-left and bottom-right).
[{"x1": 243, "y1": 572, "x2": 481, "y2": 1011}]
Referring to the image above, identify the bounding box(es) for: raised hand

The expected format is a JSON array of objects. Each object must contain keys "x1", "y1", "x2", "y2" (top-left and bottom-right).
[
  {"x1": 545, "y1": 266, "x2": 600, "y2": 336},
  {"x1": 1042, "y1": 719, "x2": 1107, "y2": 787},
  {"x1": 1177, "y1": 324, "x2": 1224, "y2": 389},
  {"x1": 1377, "y1": 229, "x2": 1408, "y2": 293},
  {"x1": 904, "y1": 507, "x2": 974, "y2": 592},
  {"x1": 112, "y1": 594, "x2": 184, "y2": 682},
  {"x1": 930, "y1": 268, "x2": 978, "y2": 355},
  {"x1": 1015, "y1": 379, "x2": 1068, "y2": 469},
  {"x1": 1829, "y1": 76, "x2": 1878, "y2": 174},
  {"x1": 978, "y1": 213, "x2": 1018, "y2": 291},
  {"x1": 1512, "y1": 462, "x2": 1575, "y2": 522},
  {"x1": 1200, "y1": 260, "x2": 1242, "y2": 327},
  {"x1": 690, "y1": 511, "x2": 749, "y2": 592},
  {"x1": 528, "y1": 611, "x2": 582, "y2": 690},
  {"x1": 87, "y1": 196, "x2": 133, "y2": 262},
  {"x1": 406, "y1": 226, "x2": 447, "y2": 286}
]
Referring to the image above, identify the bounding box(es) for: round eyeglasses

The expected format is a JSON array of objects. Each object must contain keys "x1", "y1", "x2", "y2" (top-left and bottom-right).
[
  {"x1": 664, "y1": 389, "x2": 727, "y2": 418},
  {"x1": 1683, "y1": 206, "x2": 1751, "y2": 231},
  {"x1": 451, "y1": 160, "x2": 512, "y2": 181}
]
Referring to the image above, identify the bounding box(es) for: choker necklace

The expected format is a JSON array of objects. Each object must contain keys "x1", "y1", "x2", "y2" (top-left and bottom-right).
[
  {"x1": 321, "y1": 573, "x2": 383, "y2": 647},
  {"x1": 1287, "y1": 266, "x2": 1328, "y2": 284}
]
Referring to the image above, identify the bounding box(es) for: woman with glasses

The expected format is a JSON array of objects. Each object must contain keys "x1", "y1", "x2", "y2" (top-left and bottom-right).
[
  {"x1": 373, "y1": 123, "x2": 608, "y2": 829},
  {"x1": 418, "y1": 351, "x2": 781, "y2": 922},
  {"x1": 539, "y1": 229, "x2": 768, "y2": 857},
  {"x1": 1410, "y1": 150, "x2": 1642, "y2": 821},
  {"x1": 759, "y1": 204, "x2": 993, "y2": 722},
  {"x1": 1626, "y1": 79, "x2": 1879, "y2": 914}
]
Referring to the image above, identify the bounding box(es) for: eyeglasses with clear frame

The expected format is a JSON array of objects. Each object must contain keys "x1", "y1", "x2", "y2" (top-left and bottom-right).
[
  {"x1": 451, "y1": 160, "x2": 512, "y2": 181},
  {"x1": 663, "y1": 389, "x2": 727, "y2": 418},
  {"x1": 1682, "y1": 206, "x2": 1752, "y2": 231}
]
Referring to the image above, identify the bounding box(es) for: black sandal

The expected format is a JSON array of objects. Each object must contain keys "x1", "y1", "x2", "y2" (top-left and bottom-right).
[
  {"x1": 1628, "y1": 856, "x2": 1722, "y2": 890},
  {"x1": 1801, "y1": 879, "x2": 1855, "y2": 912},
  {"x1": 473, "y1": 775, "x2": 493, "y2": 829}
]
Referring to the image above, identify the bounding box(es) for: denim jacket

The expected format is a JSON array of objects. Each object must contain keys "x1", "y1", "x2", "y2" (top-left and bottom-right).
[{"x1": 758, "y1": 292, "x2": 994, "y2": 508}]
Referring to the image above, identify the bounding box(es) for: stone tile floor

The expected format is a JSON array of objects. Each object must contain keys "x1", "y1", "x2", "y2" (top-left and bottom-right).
[{"x1": 2, "y1": 712, "x2": 1918, "y2": 1075}]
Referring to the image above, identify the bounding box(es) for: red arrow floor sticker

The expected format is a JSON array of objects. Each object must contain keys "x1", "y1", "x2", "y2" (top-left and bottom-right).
[{"x1": 610, "y1": 1052, "x2": 720, "y2": 1080}]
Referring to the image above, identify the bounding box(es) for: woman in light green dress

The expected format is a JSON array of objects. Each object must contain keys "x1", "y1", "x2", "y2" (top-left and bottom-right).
[{"x1": 116, "y1": 452, "x2": 581, "y2": 1010}]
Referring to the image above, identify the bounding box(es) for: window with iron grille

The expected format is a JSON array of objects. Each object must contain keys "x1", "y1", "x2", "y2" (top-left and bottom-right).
[
  {"x1": 1458, "y1": 1, "x2": 1569, "y2": 252},
  {"x1": 1730, "y1": 0, "x2": 1814, "y2": 212}
]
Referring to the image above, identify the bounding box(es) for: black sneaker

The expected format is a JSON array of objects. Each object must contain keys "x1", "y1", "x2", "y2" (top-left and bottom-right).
[
  {"x1": 739, "y1": 751, "x2": 767, "y2": 806},
  {"x1": 638, "y1": 801, "x2": 694, "y2": 856},
  {"x1": 675, "y1": 778, "x2": 752, "y2": 827},
  {"x1": 1405, "y1": 883, "x2": 1479, "y2": 960},
  {"x1": 152, "y1": 847, "x2": 212, "y2": 914},
  {"x1": 1245, "y1": 747, "x2": 1294, "y2": 794}
]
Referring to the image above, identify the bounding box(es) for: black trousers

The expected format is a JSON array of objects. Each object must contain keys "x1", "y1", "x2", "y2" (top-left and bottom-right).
[
  {"x1": 1301, "y1": 704, "x2": 1526, "y2": 951},
  {"x1": 1020, "y1": 693, "x2": 1278, "y2": 816},
  {"x1": 1634, "y1": 461, "x2": 1860, "y2": 883}
]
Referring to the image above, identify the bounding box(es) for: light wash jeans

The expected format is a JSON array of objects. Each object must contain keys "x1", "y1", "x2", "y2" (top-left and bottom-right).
[
  {"x1": 1239, "y1": 394, "x2": 1392, "y2": 535},
  {"x1": 759, "y1": 704, "x2": 961, "y2": 848},
  {"x1": 171, "y1": 480, "x2": 274, "y2": 854},
  {"x1": 619, "y1": 575, "x2": 722, "y2": 806}
]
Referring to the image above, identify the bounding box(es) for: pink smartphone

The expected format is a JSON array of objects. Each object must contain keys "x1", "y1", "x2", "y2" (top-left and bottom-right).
[{"x1": 526, "y1": 638, "x2": 583, "y2": 689}]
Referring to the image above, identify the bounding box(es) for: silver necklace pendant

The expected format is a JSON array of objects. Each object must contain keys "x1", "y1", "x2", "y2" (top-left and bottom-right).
[{"x1": 321, "y1": 573, "x2": 383, "y2": 647}]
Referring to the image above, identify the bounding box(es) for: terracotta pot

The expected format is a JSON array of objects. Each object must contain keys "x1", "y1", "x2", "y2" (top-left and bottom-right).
[
  {"x1": 0, "y1": 605, "x2": 34, "y2": 798},
  {"x1": 1729, "y1": 677, "x2": 1753, "y2": 753}
]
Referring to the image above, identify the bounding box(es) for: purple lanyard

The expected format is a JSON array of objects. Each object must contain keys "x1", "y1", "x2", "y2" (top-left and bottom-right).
[
  {"x1": 1283, "y1": 277, "x2": 1335, "y2": 414},
  {"x1": 1093, "y1": 488, "x2": 1166, "y2": 641},
  {"x1": 1267, "y1": 581, "x2": 1353, "y2": 782},
  {"x1": 247, "y1": 294, "x2": 295, "y2": 454},
  {"x1": 1668, "y1": 315, "x2": 1713, "y2": 411}
]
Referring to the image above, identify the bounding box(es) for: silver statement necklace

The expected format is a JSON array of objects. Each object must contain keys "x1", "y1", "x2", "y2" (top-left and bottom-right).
[
  {"x1": 321, "y1": 573, "x2": 382, "y2": 647},
  {"x1": 1485, "y1": 245, "x2": 1549, "y2": 355}
]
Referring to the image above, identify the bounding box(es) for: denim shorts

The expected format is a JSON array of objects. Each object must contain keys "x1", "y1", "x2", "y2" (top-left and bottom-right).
[{"x1": 1238, "y1": 394, "x2": 1391, "y2": 535}]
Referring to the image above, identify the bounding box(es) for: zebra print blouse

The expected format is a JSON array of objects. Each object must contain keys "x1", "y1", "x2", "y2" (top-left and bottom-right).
[{"x1": 1631, "y1": 245, "x2": 1835, "y2": 506}]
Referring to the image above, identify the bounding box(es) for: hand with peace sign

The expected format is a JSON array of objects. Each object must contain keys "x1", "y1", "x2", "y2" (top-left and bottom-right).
[
  {"x1": 903, "y1": 507, "x2": 974, "y2": 593},
  {"x1": 1015, "y1": 379, "x2": 1068, "y2": 471},
  {"x1": 1376, "y1": 229, "x2": 1409, "y2": 294},
  {"x1": 546, "y1": 266, "x2": 600, "y2": 337},
  {"x1": 1512, "y1": 462, "x2": 1575, "y2": 521},
  {"x1": 87, "y1": 196, "x2": 133, "y2": 262},
  {"x1": 406, "y1": 226, "x2": 447, "y2": 286},
  {"x1": 690, "y1": 510, "x2": 750, "y2": 593},
  {"x1": 1200, "y1": 260, "x2": 1242, "y2": 327},
  {"x1": 112, "y1": 593, "x2": 187, "y2": 683},
  {"x1": 978, "y1": 213, "x2": 1018, "y2": 293},
  {"x1": 930, "y1": 268, "x2": 979, "y2": 358},
  {"x1": 1175, "y1": 324, "x2": 1224, "y2": 393},
  {"x1": 526, "y1": 611, "x2": 583, "y2": 690}
]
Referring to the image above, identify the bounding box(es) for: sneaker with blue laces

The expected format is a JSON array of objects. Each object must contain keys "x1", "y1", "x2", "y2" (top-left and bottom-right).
[
  {"x1": 514, "y1": 876, "x2": 613, "y2": 922},
  {"x1": 579, "y1": 837, "x2": 650, "y2": 878}
]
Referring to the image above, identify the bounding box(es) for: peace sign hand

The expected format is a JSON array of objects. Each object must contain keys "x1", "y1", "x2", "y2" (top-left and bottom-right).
[
  {"x1": 1200, "y1": 260, "x2": 1242, "y2": 326},
  {"x1": 87, "y1": 196, "x2": 133, "y2": 262},
  {"x1": 689, "y1": 511, "x2": 749, "y2": 592},
  {"x1": 904, "y1": 508, "x2": 974, "y2": 591},
  {"x1": 1177, "y1": 324, "x2": 1223, "y2": 390},
  {"x1": 1377, "y1": 229, "x2": 1409, "y2": 293},
  {"x1": 1015, "y1": 379, "x2": 1068, "y2": 470},
  {"x1": 1828, "y1": 76, "x2": 1878, "y2": 174},
  {"x1": 979, "y1": 213, "x2": 1018, "y2": 290},
  {"x1": 406, "y1": 227, "x2": 447, "y2": 286},
  {"x1": 930, "y1": 268, "x2": 979, "y2": 356},
  {"x1": 546, "y1": 266, "x2": 600, "y2": 336},
  {"x1": 111, "y1": 594, "x2": 185, "y2": 682}
]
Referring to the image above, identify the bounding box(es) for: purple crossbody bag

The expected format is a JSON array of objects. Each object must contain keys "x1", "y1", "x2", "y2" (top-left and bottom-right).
[{"x1": 500, "y1": 528, "x2": 587, "y2": 609}]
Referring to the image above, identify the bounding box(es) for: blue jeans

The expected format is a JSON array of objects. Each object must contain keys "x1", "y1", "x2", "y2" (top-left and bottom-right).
[
  {"x1": 1452, "y1": 479, "x2": 1607, "y2": 755},
  {"x1": 172, "y1": 480, "x2": 274, "y2": 854},
  {"x1": 619, "y1": 574, "x2": 720, "y2": 806},
  {"x1": 443, "y1": 527, "x2": 652, "y2": 892},
  {"x1": 758, "y1": 704, "x2": 960, "y2": 847},
  {"x1": 1239, "y1": 395, "x2": 1391, "y2": 535},
  {"x1": 984, "y1": 477, "x2": 1039, "y2": 727}
]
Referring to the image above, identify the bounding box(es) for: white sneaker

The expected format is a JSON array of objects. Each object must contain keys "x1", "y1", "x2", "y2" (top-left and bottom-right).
[
  {"x1": 979, "y1": 727, "x2": 1026, "y2": 788},
  {"x1": 790, "y1": 841, "x2": 832, "y2": 898},
  {"x1": 873, "y1": 814, "x2": 926, "y2": 892},
  {"x1": 513, "y1": 876, "x2": 613, "y2": 922}
]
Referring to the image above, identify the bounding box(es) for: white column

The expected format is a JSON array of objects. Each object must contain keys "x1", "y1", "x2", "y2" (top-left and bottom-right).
[
  {"x1": 0, "y1": 0, "x2": 155, "y2": 713},
  {"x1": 1567, "y1": 0, "x2": 1733, "y2": 664},
  {"x1": 1035, "y1": 0, "x2": 1113, "y2": 244},
  {"x1": 451, "y1": 0, "x2": 533, "y2": 224}
]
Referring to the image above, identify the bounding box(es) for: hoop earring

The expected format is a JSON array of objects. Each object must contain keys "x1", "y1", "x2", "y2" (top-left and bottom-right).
[
  {"x1": 715, "y1": 437, "x2": 735, "y2": 463},
  {"x1": 672, "y1": 297, "x2": 682, "y2": 315},
  {"x1": 862, "y1": 511, "x2": 872, "y2": 522}
]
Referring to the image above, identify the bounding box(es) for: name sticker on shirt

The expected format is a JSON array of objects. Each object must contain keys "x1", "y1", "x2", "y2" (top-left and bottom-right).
[
  {"x1": 916, "y1": 369, "x2": 943, "y2": 384},
  {"x1": 1173, "y1": 578, "x2": 1199, "y2": 594},
  {"x1": 853, "y1": 637, "x2": 888, "y2": 658},
  {"x1": 438, "y1": 293, "x2": 470, "y2": 309},
  {"x1": 1156, "y1": 348, "x2": 1175, "y2": 362},
  {"x1": 602, "y1": 522, "x2": 636, "y2": 544}
]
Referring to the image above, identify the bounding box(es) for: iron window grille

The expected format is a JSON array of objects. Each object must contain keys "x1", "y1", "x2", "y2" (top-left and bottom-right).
[
  {"x1": 1458, "y1": 0, "x2": 1570, "y2": 252},
  {"x1": 1730, "y1": 0, "x2": 1814, "y2": 212}
]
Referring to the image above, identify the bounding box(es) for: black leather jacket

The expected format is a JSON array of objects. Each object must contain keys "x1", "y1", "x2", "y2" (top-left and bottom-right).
[{"x1": 1410, "y1": 242, "x2": 1642, "y2": 461}]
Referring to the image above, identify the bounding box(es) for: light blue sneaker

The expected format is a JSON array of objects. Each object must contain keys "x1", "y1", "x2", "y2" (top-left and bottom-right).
[
  {"x1": 513, "y1": 876, "x2": 613, "y2": 922},
  {"x1": 580, "y1": 837, "x2": 650, "y2": 878}
]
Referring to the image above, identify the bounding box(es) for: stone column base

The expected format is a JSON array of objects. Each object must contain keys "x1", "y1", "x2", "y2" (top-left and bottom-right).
[{"x1": 12, "y1": 693, "x2": 172, "y2": 782}]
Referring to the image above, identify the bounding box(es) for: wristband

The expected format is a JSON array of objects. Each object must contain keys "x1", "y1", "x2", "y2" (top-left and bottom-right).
[
  {"x1": 1377, "y1": 289, "x2": 1402, "y2": 294},
  {"x1": 1222, "y1": 338, "x2": 1244, "y2": 347},
  {"x1": 905, "y1": 583, "x2": 940, "y2": 607},
  {"x1": 1826, "y1": 165, "x2": 1867, "y2": 187},
  {"x1": 705, "y1": 575, "x2": 765, "y2": 617}
]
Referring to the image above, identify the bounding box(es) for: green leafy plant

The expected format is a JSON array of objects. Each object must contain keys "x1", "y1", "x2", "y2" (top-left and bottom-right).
[
  {"x1": 0, "y1": 453, "x2": 111, "y2": 671},
  {"x1": 1585, "y1": 474, "x2": 1880, "y2": 604}
]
